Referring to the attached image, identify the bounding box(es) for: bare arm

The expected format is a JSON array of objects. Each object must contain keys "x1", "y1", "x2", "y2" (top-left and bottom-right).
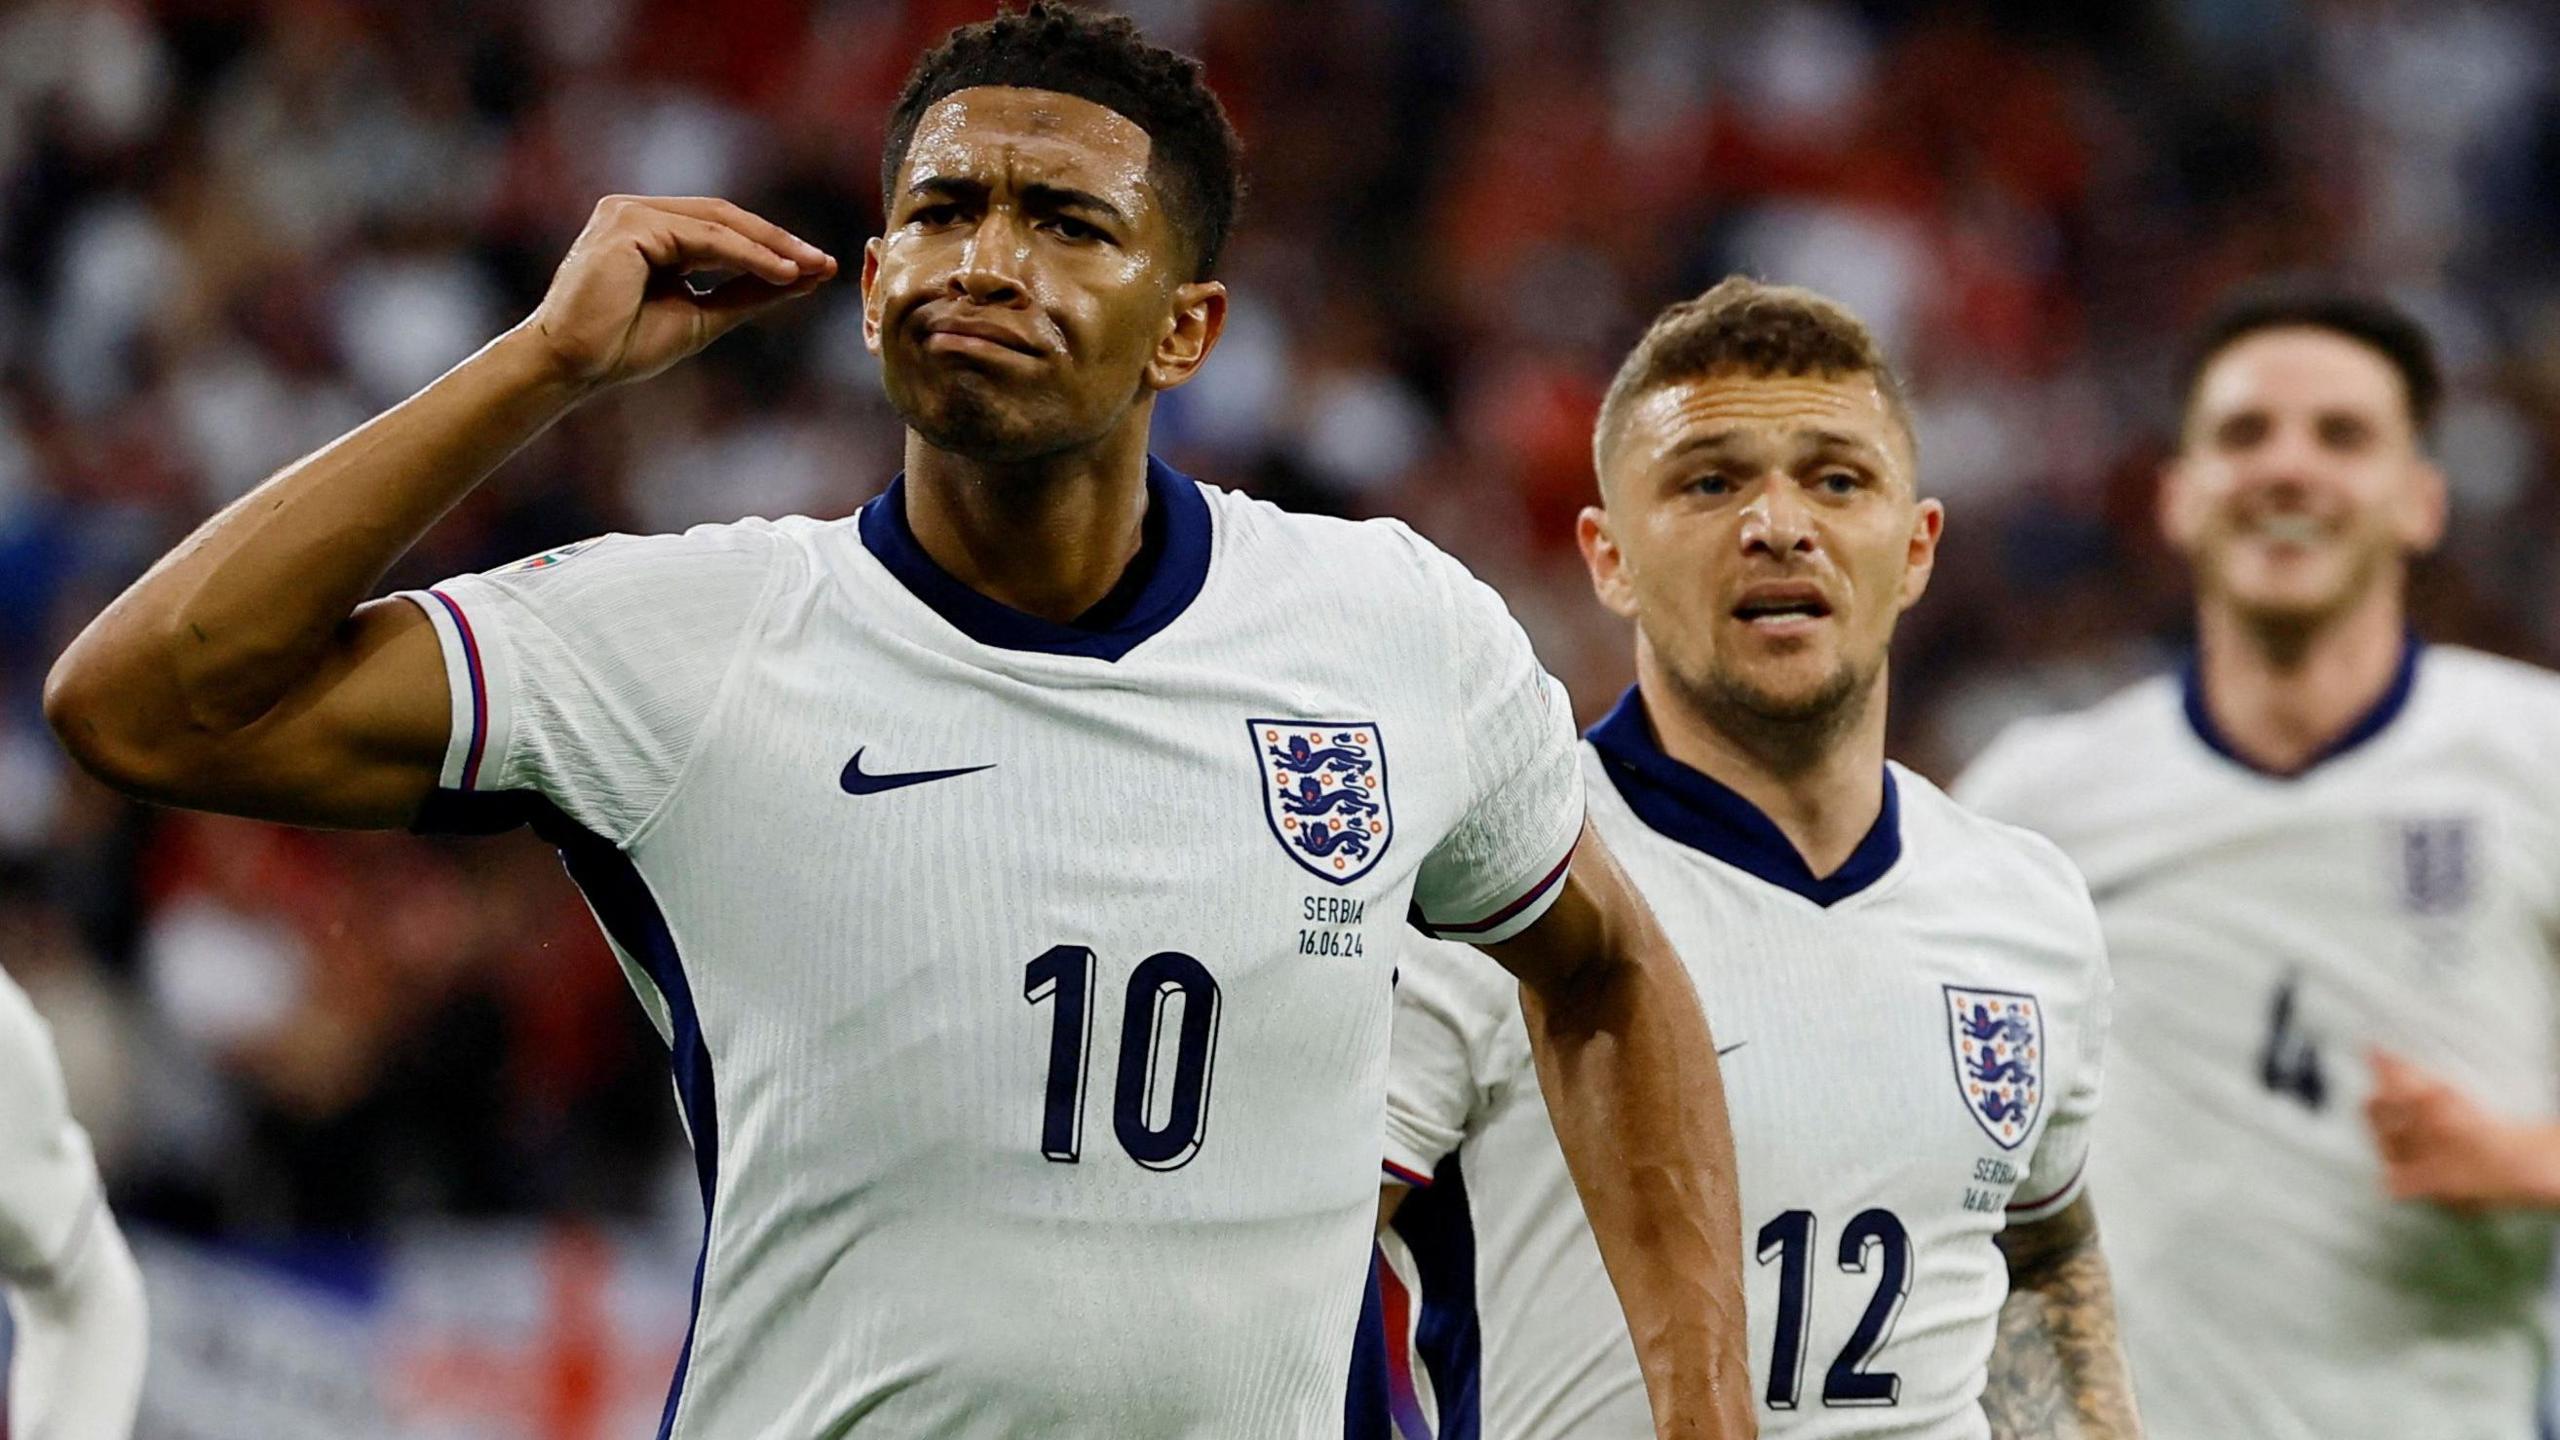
[
  {"x1": 2366, "y1": 1048, "x2": 2560, "y2": 1210},
  {"x1": 1480, "y1": 820, "x2": 1751, "y2": 1440},
  {"x1": 7, "y1": 1215, "x2": 148, "y2": 1440},
  {"x1": 42, "y1": 197, "x2": 833, "y2": 827},
  {"x1": 1982, "y1": 1196, "x2": 2141, "y2": 1440}
]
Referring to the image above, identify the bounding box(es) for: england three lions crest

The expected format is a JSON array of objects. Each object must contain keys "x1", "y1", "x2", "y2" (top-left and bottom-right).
[
  {"x1": 1945, "y1": 986, "x2": 2045, "y2": 1151},
  {"x1": 2393, "y1": 816, "x2": 2475, "y2": 919},
  {"x1": 1252, "y1": 720, "x2": 1392, "y2": 884}
]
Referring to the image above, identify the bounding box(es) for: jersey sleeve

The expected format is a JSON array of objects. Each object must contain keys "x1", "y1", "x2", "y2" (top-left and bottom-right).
[
  {"x1": 396, "y1": 521, "x2": 794, "y2": 844},
  {"x1": 1382, "y1": 936, "x2": 1527, "y2": 1186},
  {"x1": 2012, "y1": 882, "x2": 2113, "y2": 1225},
  {"x1": 0, "y1": 975, "x2": 105, "y2": 1288},
  {"x1": 1402, "y1": 537, "x2": 1585, "y2": 945}
]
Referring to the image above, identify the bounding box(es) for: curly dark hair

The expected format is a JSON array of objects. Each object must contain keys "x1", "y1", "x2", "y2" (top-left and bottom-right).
[
  {"x1": 880, "y1": 2, "x2": 1246, "y2": 281},
  {"x1": 2178, "y1": 283, "x2": 2443, "y2": 439}
]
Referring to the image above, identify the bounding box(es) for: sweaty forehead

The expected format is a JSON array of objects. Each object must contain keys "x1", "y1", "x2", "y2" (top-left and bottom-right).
[
  {"x1": 901, "y1": 86, "x2": 1157, "y2": 205},
  {"x1": 1620, "y1": 372, "x2": 1905, "y2": 467},
  {"x1": 2193, "y1": 327, "x2": 2407, "y2": 425}
]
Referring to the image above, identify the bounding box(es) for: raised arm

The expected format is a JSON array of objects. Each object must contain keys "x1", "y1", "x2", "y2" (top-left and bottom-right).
[
  {"x1": 42, "y1": 197, "x2": 832, "y2": 828},
  {"x1": 1982, "y1": 1195, "x2": 2142, "y2": 1440},
  {"x1": 1480, "y1": 820, "x2": 1752, "y2": 1440}
]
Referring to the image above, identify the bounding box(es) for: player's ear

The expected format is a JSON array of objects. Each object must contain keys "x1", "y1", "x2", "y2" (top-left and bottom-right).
[
  {"x1": 859, "y1": 237, "x2": 887, "y2": 354},
  {"x1": 1145, "y1": 280, "x2": 1227, "y2": 392},
  {"x1": 2397, "y1": 455, "x2": 2449, "y2": 557},
  {"x1": 1578, "y1": 504, "x2": 1639, "y2": 620},
  {"x1": 1899, "y1": 497, "x2": 1944, "y2": 611}
]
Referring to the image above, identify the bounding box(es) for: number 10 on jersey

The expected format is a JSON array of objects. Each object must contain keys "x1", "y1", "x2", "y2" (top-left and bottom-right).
[{"x1": 1024, "y1": 945, "x2": 1223, "y2": 1170}]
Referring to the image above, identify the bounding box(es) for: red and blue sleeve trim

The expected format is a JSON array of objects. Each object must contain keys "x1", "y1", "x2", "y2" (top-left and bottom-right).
[
  {"x1": 1377, "y1": 1249, "x2": 1437, "y2": 1439},
  {"x1": 1382, "y1": 1159, "x2": 1434, "y2": 1189},
  {"x1": 426, "y1": 589, "x2": 488, "y2": 792},
  {"x1": 2007, "y1": 1157, "x2": 2086, "y2": 1215},
  {"x1": 1415, "y1": 841, "x2": 1577, "y2": 940}
]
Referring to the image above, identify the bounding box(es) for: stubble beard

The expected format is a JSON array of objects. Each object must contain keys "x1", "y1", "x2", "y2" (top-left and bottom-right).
[
  {"x1": 894, "y1": 371, "x2": 1068, "y2": 465},
  {"x1": 1670, "y1": 645, "x2": 1881, "y2": 776}
]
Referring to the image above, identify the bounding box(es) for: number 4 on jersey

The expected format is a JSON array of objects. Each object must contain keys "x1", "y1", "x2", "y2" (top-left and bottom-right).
[
  {"x1": 2259, "y1": 972, "x2": 2326, "y2": 1111},
  {"x1": 1025, "y1": 945, "x2": 1223, "y2": 1170}
]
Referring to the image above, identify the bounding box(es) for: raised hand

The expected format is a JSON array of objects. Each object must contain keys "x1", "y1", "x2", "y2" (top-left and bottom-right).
[
  {"x1": 2366, "y1": 1048, "x2": 2560, "y2": 1212},
  {"x1": 520, "y1": 195, "x2": 839, "y2": 392}
]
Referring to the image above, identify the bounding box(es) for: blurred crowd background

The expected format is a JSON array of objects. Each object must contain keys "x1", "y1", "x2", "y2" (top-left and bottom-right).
[{"x1": 3, "y1": 0, "x2": 2558, "y2": 1432}]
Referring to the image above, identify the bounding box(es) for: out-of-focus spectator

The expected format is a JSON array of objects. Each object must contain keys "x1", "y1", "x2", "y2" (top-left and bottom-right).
[{"x1": 3, "y1": 0, "x2": 2555, "y2": 1252}]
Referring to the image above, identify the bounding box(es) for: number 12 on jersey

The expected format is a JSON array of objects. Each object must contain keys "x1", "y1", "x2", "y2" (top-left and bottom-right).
[
  {"x1": 1024, "y1": 945, "x2": 1223, "y2": 1170},
  {"x1": 1758, "y1": 1207, "x2": 1911, "y2": 1410}
]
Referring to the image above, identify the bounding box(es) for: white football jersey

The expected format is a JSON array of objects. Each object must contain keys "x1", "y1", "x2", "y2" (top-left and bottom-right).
[
  {"x1": 1956, "y1": 642, "x2": 2560, "y2": 1440},
  {"x1": 397, "y1": 458, "x2": 1585, "y2": 1440},
  {"x1": 1366, "y1": 689, "x2": 2109, "y2": 1440},
  {"x1": 0, "y1": 968, "x2": 108, "y2": 1297}
]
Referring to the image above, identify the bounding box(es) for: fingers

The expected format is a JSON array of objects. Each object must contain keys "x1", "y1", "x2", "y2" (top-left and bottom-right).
[
  {"x1": 593, "y1": 195, "x2": 833, "y2": 288},
  {"x1": 646, "y1": 195, "x2": 834, "y2": 271},
  {"x1": 692, "y1": 269, "x2": 832, "y2": 338},
  {"x1": 2368, "y1": 1047, "x2": 2420, "y2": 1094}
]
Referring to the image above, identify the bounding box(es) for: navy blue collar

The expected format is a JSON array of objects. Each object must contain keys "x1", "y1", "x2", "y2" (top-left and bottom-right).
[
  {"x1": 857, "y1": 455, "x2": 1212, "y2": 661},
  {"x1": 2181, "y1": 633, "x2": 2423, "y2": 779},
  {"x1": 1586, "y1": 687, "x2": 1902, "y2": 907}
]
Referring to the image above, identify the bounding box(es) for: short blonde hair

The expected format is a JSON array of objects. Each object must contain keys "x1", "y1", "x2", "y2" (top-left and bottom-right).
[{"x1": 1594, "y1": 276, "x2": 1915, "y2": 478}]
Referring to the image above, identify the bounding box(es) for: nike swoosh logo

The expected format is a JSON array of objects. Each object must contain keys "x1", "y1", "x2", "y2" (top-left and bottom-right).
[
  {"x1": 839, "y1": 748, "x2": 995, "y2": 796},
  {"x1": 1716, "y1": 1041, "x2": 1749, "y2": 1058}
]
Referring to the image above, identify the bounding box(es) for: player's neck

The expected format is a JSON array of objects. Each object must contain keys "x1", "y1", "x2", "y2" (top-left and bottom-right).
[
  {"x1": 1639, "y1": 660, "x2": 1889, "y2": 880},
  {"x1": 901, "y1": 416, "x2": 1157, "y2": 623},
  {"x1": 2195, "y1": 580, "x2": 2409, "y2": 775}
]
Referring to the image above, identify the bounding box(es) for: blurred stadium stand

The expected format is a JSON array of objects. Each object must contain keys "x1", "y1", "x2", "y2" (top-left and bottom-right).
[{"x1": 2, "y1": 1, "x2": 2556, "y2": 1434}]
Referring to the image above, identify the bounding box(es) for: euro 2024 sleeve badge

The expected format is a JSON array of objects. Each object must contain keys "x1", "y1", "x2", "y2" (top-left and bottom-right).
[
  {"x1": 1945, "y1": 986, "x2": 2044, "y2": 1150},
  {"x1": 1251, "y1": 720, "x2": 1392, "y2": 884}
]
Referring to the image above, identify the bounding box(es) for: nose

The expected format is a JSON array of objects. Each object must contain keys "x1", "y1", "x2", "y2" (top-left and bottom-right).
[
  {"x1": 949, "y1": 211, "x2": 1030, "y2": 307},
  {"x1": 2233, "y1": 419, "x2": 2325, "y2": 497},
  {"x1": 1738, "y1": 479, "x2": 1816, "y2": 559}
]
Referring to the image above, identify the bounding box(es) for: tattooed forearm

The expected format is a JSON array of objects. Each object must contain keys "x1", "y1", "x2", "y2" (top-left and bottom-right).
[{"x1": 1982, "y1": 1196, "x2": 2142, "y2": 1440}]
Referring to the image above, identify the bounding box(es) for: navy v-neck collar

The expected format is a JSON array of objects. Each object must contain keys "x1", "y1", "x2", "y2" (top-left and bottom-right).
[
  {"x1": 2180, "y1": 633, "x2": 2423, "y2": 780},
  {"x1": 857, "y1": 455, "x2": 1212, "y2": 661},
  {"x1": 1586, "y1": 687, "x2": 1902, "y2": 907}
]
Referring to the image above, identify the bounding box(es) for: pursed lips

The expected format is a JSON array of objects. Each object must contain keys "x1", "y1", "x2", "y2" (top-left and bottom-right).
[{"x1": 917, "y1": 312, "x2": 1047, "y2": 357}]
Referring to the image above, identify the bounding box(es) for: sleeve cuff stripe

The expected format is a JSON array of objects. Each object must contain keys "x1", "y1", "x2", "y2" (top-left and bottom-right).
[
  {"x1": 1416, "y1": 840, "x2": 1578, "y2": 939},
  {"x1": 1382, "y1": 1159, "x2": 1433, "y2": 1189},
  {"x1": 2006, "y1": 1157, "x2": 2086, "y2": 1214},
  {"x1": 427, "y1": 589, "x2": 489, "y2": 791}
]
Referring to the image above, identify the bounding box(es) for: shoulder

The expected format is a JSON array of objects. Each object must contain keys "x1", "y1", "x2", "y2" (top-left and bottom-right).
[
  {"x1": 1953, "y1": 674, "x2": 2182, "y2": 820},
  {"x1": 1202, "y1": 485, "x2": 1476, "y2": 607},
  {"x1": 447, "y1": 514, "x2": 835, "y2": 622},
  {"x1": 2417, "y1": 645, "x2": 2560, "y2": 719},
  {"x1": 1900, "y1": 765, "x2": 2107, "y2": 963},
  {"x1": 2407, "y1": 646, "x2": 2560, "y2": 799},
  {"x1": 1903, "y1": 766, "x2": 2090, "y2": 903}
]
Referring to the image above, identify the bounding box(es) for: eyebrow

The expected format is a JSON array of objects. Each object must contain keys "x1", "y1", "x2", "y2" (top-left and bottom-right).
[
  {"x1": 904, "y1": 174, "x2": 1132, "y2": 228},
  {"x1": 1804, "y1": 429, "x2": 1889, "y2": 461}
]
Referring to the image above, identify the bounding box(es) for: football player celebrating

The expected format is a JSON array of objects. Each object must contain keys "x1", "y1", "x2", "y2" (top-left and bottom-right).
[
  {"x1": 1959, "y1": 287, "x2": 2560, "y2": 1440},
  {"x1": 1, "y1": 964, "x2": 148, "y2": 1439},
  {"x1": 43, "y1": 7, "x2": 1749, "y2": 1439},
  {"x1": 1368, "y1": 279, "x2": 2138, "y2": 1440}
]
